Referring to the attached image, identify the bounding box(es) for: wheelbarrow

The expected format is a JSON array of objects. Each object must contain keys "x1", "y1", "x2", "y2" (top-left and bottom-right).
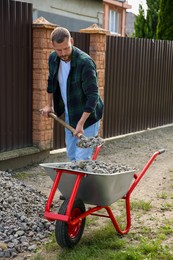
[{"x1": 40, "y1": 148, "x2": 165, "y2": 248}]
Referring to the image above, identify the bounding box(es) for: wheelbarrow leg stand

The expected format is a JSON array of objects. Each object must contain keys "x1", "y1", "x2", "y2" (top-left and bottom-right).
[
  {"x1": 44, "y1": 169, "x2": 85, "y2": 221},
  {"x1": 103, "y1": 194, "x2": 131, "y2": 235},
  {"x1": 45, "y1": 170, "x2": 62, "y2": 213}
]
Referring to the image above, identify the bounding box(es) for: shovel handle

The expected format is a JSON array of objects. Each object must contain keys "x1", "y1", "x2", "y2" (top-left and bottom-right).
[{"x1": 48, "y1": 112, "x2": 82, "y2": 138}]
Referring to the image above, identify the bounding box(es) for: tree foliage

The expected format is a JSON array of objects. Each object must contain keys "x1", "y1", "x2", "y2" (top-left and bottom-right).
[
  {"x1": 156, "y1": 0, "x2": 173, "y2": 40},
  {"x1": 134, "y1": 4, "x2": 146, "y2": 38},
  {"x1": 133, "y1": 0, "x2": 160, "y2": 39},
  {"x1": 145, "y1": 0, "x2": 160, "y2": 39}
]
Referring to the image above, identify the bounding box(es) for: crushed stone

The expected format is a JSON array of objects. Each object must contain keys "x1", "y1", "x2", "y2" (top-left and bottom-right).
[
  {"x1": 0, "y1": 171, "x2": 57, "y2": 259},
  {"x1": 56, "y1": 160, "x2": 135, "y2": 174}
]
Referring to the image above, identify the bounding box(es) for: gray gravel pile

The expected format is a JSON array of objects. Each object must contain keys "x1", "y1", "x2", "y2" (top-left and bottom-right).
[
  {"x1": 57, "y1": 160, "x2": 134, "y2": 174},
  {"x1": 0, "y1": 171, "x2": 55, "y2": 259}
]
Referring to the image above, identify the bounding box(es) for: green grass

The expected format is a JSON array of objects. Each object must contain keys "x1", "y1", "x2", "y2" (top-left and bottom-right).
[
  {"x1": 44, "y1": 233, "x2": 58, "y2": 252},
  {"x1": 32, "y1": 222, "x2": 173, "y2": 260},
  {"x1": 157, "y1": 192, "x2": 168, "y2": 199},
  {"x1": 14, "y1": 170, "x2": 46, "y2": 180},
  {"x1": 159, "y1": 224, "x2": 173, "y2": 235},
  {"x1": 130, "y1": 200, "x2": 152, "y2": 211},
  {"x1": 14, "y1": 172, "x2": 32, "y2": 180},
  {"x1": 160, "y1": 202, "x2": 173, "y2": 211},
  {"x1": 31, "y1": 203, "x2": 172, "y2": 260},
  {"x1": 32, "y1": 255, "x2": 44, "y2": 260}
]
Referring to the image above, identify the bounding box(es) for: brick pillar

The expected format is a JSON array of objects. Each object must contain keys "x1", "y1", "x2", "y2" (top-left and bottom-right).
[
  {"x1": 32, "y1": 17, "x2": 57, "y2": 150},
  {"x1": 80, "y1": 24, "x2": 109, "y2": 137}
]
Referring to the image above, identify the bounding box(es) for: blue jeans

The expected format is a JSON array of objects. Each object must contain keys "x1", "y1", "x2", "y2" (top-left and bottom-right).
[{"x1": 65, "y1": 117, "x2": 100, "y2": 161}]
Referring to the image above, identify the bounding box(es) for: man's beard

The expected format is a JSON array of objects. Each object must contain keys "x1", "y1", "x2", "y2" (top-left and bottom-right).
[{"x1": 60, "y1": 55, "x2": 71, "y2": 62}]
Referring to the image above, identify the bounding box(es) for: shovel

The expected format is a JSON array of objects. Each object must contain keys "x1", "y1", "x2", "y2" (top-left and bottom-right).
[{"x1": 48, "y1": 112, "x2": 104, "y2": 148}]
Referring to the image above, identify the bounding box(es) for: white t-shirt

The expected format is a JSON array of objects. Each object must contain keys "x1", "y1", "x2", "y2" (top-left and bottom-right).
[{"x1": 58, "y1": 60, "x2": 71, "y2": 114}]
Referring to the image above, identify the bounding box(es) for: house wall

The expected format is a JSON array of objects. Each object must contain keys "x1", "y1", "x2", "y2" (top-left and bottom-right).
[
  {"x1": 103, "y1": 0, "x2": 131, "y2": 36},
  {"x1": 20, "y1": 0, "x2": 103, "y2": 31},
  {"x1": 126, "y1": 12, "x2": 136, "y2": 36}
]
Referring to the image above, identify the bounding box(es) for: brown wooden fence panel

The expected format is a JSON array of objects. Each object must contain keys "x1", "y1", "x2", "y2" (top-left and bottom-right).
[
  {"x1": 53, "y1": 32, "x2": 90, "y2": 149},
  {"x1": 0, "y1": 0, "x2": 32, "y2": 152},
  {"x1": 103, "y1": 36, "x2": 173, "y2": 138}
]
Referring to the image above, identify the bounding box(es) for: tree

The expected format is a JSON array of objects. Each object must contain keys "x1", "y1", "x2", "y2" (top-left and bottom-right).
[
  {"x1": 133, "y1": 1, "x2": 160, "y2": 39},
  {"x1": 134, "y1": 4, "x2": 146, "y2": 38},
  {"x1": 157, "y1": 0, "x2": 173, "y2": 40},
  {"x1": 145, "y1": 0, "x2": 160, "y2": 39}
]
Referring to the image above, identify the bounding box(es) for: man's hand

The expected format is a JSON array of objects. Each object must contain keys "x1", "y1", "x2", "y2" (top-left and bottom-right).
[
  {"x1": 40, "y1": 105, "x2": 54, "y2": 117},
  {"x1": 73, "y1": 122, "x2": 84, "y2": 137},
  {"x1": 73, "y1": 112, "x2": 91, "y2": 137}
]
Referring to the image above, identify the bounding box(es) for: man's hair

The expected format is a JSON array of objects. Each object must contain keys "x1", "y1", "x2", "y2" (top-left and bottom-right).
[{"x1": 51, "y1": 27, "x2": 71, "y2": 43}]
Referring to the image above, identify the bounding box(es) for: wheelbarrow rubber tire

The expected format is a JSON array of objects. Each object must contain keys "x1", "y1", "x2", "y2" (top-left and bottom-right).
[{"x1": 55, "y1": 199, "x2": 86, "y2": 248}]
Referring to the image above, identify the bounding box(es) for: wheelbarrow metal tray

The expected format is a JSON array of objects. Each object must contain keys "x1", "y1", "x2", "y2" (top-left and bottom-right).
[{"x1": 40, "y1": 162, "x2": 135, "y2": 206}]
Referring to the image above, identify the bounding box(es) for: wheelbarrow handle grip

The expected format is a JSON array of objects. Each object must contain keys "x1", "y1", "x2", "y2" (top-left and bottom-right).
[
  {"x1": 128, "y1": 149, "x2": 165, "y2": 196},
  {"x1": 159, "y1": 149, "x2": 165, "y2": 154}
]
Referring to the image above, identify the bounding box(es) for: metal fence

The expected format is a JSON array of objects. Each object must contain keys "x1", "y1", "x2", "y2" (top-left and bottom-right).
[
  {"x1": 103, "y1": 36, "x2": 173, "y2": 138},
  {"x1": 53, "y1": 32, "x2": 90, "y2": 149},
  {"x1": 0, "y1": 0, "x2": 32, "y2": 152},
  {"x1": 1, "y1": 1, "x2": 173, "y2": 152}
]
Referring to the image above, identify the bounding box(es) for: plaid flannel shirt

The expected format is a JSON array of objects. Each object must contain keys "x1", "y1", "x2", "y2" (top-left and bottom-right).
[{"x1": 47, "y1": 46, "x2": 103, "y2": 129}]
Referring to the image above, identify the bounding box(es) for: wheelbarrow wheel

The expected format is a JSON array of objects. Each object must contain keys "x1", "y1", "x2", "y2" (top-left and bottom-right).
[{"x1": 55, "y1": 199, "x2": 86, "y2": 248}]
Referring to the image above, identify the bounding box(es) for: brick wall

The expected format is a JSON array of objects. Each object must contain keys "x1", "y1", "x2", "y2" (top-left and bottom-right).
[
  {"x1": 32, "y1": 18, "x2": 56, "y2": 149},
  {"x1": 80, "y1": 24, "x2": 109, "y2": 137}
]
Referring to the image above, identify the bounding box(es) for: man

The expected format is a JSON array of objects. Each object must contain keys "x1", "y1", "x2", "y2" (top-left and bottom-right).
[{"x1": 40, "y1": 27, "x2": 103, "y2": 161}]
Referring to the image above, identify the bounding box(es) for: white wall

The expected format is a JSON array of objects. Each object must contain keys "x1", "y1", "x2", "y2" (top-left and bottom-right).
[{"x1": 20, "y1": 0, "x2": 103, "y2": 25}]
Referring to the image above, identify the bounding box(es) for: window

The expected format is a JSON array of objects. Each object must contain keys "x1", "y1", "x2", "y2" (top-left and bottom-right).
[
  {"x1": 33, "y1": 9, "x2": 38, "y2": 20},
  {"x1": 109, "y1": 10, "x2": 119, "y2": 34}
]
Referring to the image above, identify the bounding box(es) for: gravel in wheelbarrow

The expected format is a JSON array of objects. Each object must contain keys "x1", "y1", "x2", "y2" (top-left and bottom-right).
[
  {"x1": 54, "y1": 160, "x2": 135, "y2": 175},
  {"x1": 40, "y1": 161, "x2": 136, "y2": 206}
]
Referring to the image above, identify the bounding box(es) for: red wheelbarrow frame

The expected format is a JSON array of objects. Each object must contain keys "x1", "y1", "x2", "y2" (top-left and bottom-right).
[{"x1": 44, "y1": 148, "x2": 165, "y2": 237}]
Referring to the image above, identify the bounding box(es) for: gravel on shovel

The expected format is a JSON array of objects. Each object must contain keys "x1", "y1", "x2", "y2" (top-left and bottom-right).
[{"x1": 76, "y1": 135, "x2": 105, "y2": 148}]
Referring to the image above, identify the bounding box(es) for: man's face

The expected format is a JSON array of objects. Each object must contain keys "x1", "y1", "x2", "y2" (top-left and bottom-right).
[{"x1": 52, "y1": 37, "x2": 73, "y2": 62}]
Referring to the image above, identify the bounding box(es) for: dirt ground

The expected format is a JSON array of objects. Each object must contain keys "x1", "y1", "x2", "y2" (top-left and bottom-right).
[
  {"x1": 23, "y1": 124, "x2": 173, "y2": 202},
  {"x1": 17, "y1": 124, "x2": 173, "y2": 258}
]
